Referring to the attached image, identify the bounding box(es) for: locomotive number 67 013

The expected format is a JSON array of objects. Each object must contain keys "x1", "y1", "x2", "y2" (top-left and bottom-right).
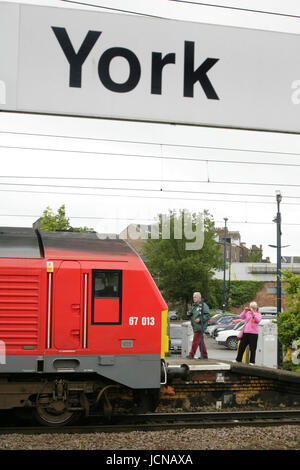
[{"x1": 129, "y1": 317, "x2": 155, "y2": 326}]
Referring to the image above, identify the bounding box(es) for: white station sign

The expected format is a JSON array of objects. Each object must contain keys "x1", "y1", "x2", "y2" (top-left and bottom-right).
[{"x1": 1, "y1": 1, "x2": 300, "y2": 133}]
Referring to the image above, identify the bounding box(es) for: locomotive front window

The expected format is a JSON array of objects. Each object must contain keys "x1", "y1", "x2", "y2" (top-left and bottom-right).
[
  {"x1": 94, "y1": 271, "x2": 120, "y2": 298},
  {"x1": 92, "y1": 270, "x2": 122, "y2": 324}
]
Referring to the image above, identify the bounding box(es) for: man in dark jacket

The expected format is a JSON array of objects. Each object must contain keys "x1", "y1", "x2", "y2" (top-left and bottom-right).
[{"x1": 186, "y1": 292, "x2": 210, "y2": 359}]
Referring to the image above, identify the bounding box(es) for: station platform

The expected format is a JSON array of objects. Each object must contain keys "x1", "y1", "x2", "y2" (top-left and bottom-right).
[
  {"x1": 160, "y1": 355, "x2": 300, "y2": 410},
  {"x1": 166, "y1": 355, "x2": 231, "y2": 371},
  {"x1": 165, "y1": 354, "x2": 300, "y2": 382}
]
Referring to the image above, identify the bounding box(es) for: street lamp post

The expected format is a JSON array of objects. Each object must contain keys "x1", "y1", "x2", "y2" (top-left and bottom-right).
[
  {"x1": 276, "y1": 191, "x2": 282, "y2": 368},
  {"x1": 268, "y1": 191, "x2": 286, "y2": 367},
  {"x1": 276, "y1": 191, "x2": 282, "y2": 317},
  {"x1": 228, "y1": 237, "x2": 232, "y2": 303},
  {"x1": 217, "y1": 227, "x2": 235, "y2": 313},
  {"x1": 222, "y1": 218, "x2": 228, "y2": 313}
]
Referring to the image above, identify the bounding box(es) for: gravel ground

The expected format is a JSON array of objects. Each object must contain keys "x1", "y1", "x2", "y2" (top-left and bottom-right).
[{"x1": 0, "y1": 425, "x2": 299, "y2": 450}]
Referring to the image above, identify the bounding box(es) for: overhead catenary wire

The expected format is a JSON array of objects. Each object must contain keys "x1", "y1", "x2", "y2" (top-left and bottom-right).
[
  {"x1": 0, "y1": 179, "x2": 299, "y2": 191},
  {"x1": 61, "y1": 0, "x2": 169, "y2": 19},
  {"x1": 0, "y1": 213, "x2": 155, "y2": 222},
  {"x1": 0, "y1": 212, "x2": 298, "y2": 226},
  {"x1": 0, "y1": 186, "x2": 298, "y2": 207},
  {"x1": 2, "y1": 130, "x2": 300, "y2": 161},
  {"x1": 169, "y1": 0, "x2": 300, "y2": 20},
  {"x1": 1, "y1": 136, "x2": 299, "y2": 209},
  {"x1": 0, "y1": 134, "x2": 298, "y2": 222},
  {"x1": 1, "y1": 175, "x2": 300, "y2": 198},
  {"x1": 1, "y1": 143, "x2": 300, "y2": 196},
  {"x1": 62, "y1": 0, "x2": 300, "y2": 21}
]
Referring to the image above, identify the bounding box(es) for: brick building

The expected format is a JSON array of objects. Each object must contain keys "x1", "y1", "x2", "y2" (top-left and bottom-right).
[
  {"x1": 215, "y1": 228, "x2": 264, "y2": 262},
  {"x1": 213, "y1": 262, "x2": 300, "y2": 312}
]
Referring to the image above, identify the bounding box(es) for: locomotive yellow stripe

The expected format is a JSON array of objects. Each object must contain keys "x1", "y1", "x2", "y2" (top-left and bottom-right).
[{"x1": 161, "y1": 309, "x2": 169, "y2": 358}]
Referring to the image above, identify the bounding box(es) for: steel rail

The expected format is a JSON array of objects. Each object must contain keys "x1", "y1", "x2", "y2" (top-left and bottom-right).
[{"x1": 0, "y1": 410, "x2": 299, "y2": 434}]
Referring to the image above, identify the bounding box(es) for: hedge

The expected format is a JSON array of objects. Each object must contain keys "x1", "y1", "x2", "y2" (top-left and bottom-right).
[{"x1": 208, "y1": 280, "x2": 265, "y2": 309}]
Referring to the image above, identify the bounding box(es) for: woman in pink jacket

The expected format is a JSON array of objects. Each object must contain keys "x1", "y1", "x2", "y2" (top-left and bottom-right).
[{"x1": 235, "y1": 301, "x2": 262, "y2": 365}]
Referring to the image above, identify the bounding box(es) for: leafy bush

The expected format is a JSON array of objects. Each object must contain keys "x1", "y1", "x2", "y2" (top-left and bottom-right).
[
  {"x1": 276, "y1": 270, "x2": 300, "y2": 347},
  {"x1": 209, "y1": 280, "x2": 264, "y2": 309},
  {"x1": 229, "y1": 280, "x2": 265, "y2": 307}
]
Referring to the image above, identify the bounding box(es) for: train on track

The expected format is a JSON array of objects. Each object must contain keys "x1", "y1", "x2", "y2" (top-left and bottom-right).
[{"x1": 0, "y1": 227, "x2": 169, "y2": 425}]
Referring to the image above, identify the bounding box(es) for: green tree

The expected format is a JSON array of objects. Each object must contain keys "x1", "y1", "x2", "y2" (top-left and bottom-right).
[
  {"x1": 244, "y1": 246, "x2": 263, "y2": 262},
  {"x1": 228, "y1": 280, "x2": 264, "y2": 308},
  {"x1": 209, "y1": 279, "x2": 264, "y2": 309},
  {"x1": 277, "y1": 270, "x2": 300, "y2": 347},
  {"x1": 40, "y1": 205, "x2": 94, "y2": 232},
  {"x1": 40, "y1": 205, "x2": 70, "y2": 231},
  {"x1": 142, "y1": 209, "x2": 223, "y2": 309}
]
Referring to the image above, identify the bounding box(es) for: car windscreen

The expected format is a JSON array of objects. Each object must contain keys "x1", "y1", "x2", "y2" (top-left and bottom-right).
[{"x1": 234, "y1": 320, "x2": 245, "y2": 330}]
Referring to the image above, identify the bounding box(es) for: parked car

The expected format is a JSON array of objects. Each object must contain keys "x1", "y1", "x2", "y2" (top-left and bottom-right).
[
  {"x1": 206, "y1": 313, "x2": 224, "y2": 327},
  {"x1": 212, "y1": 318, "x2": 242, "y2": 339},
  {"x1": 168, "y1": 310, "x2": 178, "y2": 320},
  {"x1": 259, "y1": 306, "x2": 277, "y2": 315},
  {"x1": 209, "y1": 309, "x2": 223, "y2": 316},
  {"x1": 169, "y1": 323, "x2": 193, "y2": 354},
  {"x1": 215, "y1": 315, "x2": 276, "y2": 350},
  {"x1": 205, "y1": 314, "x2": 239, "y2": 337}
]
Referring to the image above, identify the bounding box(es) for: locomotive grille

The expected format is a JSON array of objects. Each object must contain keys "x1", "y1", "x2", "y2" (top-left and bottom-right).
[{"x1": 0, "y1": 271, "x2": 40, "y2": 349}]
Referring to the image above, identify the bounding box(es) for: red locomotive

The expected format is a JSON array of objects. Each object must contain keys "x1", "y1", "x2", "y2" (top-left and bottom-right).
[{"x1": 0, "y1": 227, "x2": 169, "y2": 425}]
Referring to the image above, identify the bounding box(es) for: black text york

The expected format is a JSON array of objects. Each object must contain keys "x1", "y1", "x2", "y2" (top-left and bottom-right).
[{"x1": 52, "y1": 27, "x2": 220, "y2": 100}]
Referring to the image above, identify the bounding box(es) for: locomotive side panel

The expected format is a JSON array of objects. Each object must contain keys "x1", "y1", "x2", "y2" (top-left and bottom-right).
[{"x1": 0, "y1": 262, "x2": 46, "y2": 357}]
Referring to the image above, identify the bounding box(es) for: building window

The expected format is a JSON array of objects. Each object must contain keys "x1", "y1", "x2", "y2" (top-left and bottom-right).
[
  {"x1": 266, "y1": 285, "x2": 285, "y2": 295},
  {"x1": 266, "y1": 286, "x2": 277, "y2": 295}
]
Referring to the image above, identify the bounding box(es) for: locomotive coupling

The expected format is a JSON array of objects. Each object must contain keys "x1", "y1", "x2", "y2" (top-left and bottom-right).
[{"x1": 166, "y1": 364, "x2": 189, "y2": 384}]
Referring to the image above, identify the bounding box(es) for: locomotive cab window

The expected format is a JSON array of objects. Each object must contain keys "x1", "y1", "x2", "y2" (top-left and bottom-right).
[{"x1": 92, "y1": 270, "x2": 122, "y2": 324}]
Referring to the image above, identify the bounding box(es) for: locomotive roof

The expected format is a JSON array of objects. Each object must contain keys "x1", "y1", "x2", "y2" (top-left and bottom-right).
[{"x1": 0, "y1": 227, "x2": 138, "y2": 259}]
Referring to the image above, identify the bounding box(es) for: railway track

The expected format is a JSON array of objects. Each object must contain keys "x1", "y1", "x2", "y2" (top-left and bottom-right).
[{"x1": 0, "y1": 409, "x2": 299, "y2": 434}]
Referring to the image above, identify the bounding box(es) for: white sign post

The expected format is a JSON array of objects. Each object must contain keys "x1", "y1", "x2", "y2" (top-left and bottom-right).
[{"x1": 1, "y1": 1, "x2": 300, "y2": 133}]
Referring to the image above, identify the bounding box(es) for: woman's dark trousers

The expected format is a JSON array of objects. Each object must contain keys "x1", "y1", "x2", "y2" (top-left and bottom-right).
[{"x1": 236, "y1": 333, "x2": 258, "y2": 363}]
